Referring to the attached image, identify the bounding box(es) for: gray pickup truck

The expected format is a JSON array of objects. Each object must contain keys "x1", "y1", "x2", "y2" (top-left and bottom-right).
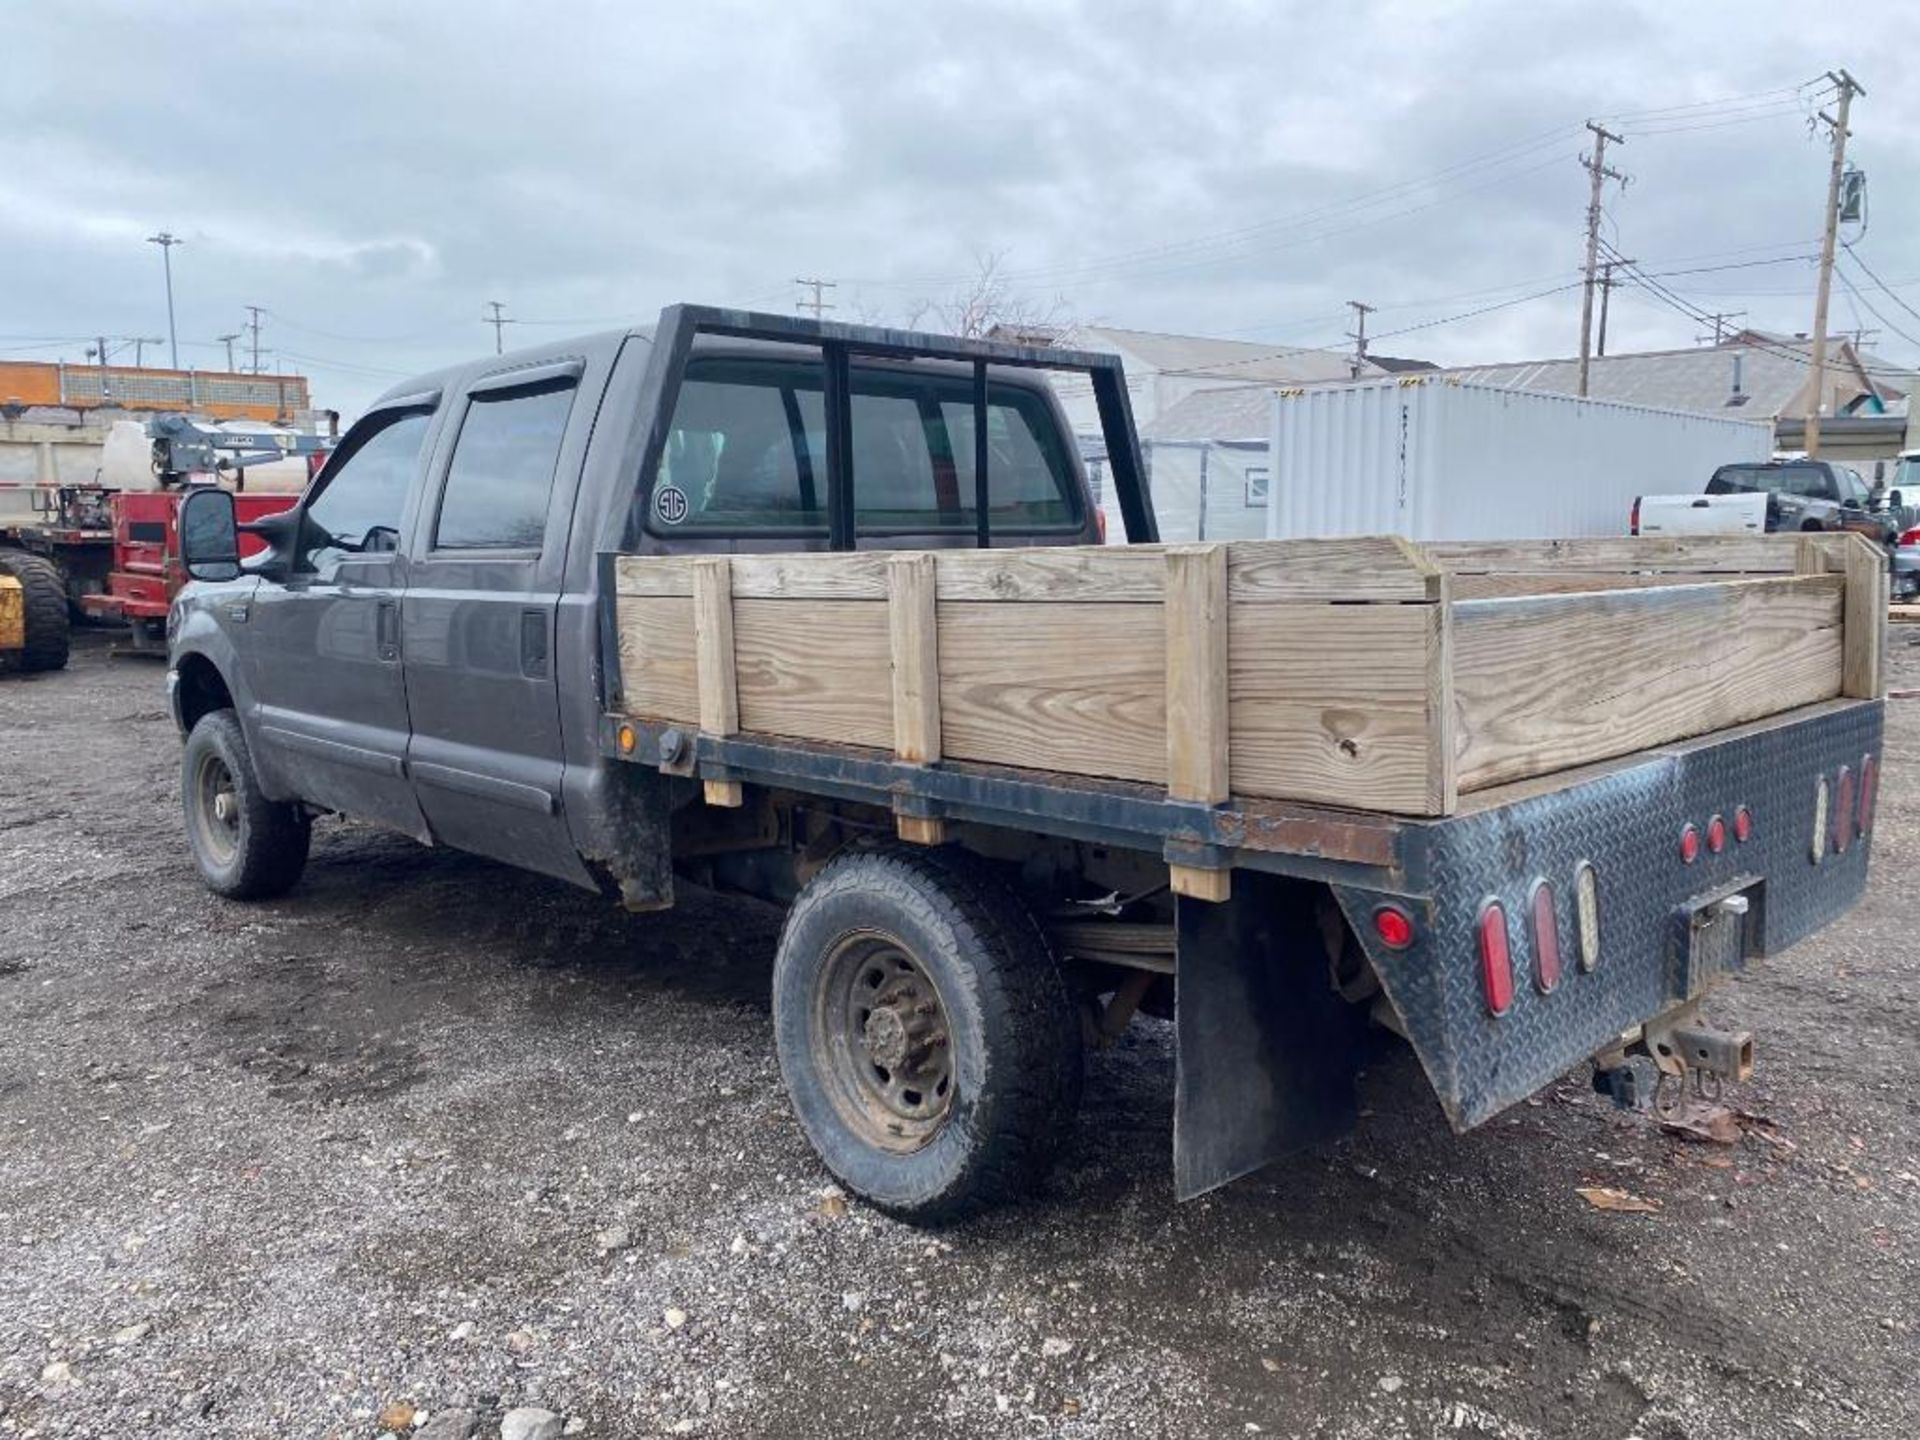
[{"x1": 169, "y1": 307, "x2": 1883, "y2": 1221}]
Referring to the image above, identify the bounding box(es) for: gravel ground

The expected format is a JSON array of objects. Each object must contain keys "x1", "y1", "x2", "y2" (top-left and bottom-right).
[{"x1": 2, "y1": 632, "x2": 1917, "y2": 1440}]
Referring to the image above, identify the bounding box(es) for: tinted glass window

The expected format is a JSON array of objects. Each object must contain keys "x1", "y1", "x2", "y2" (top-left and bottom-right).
[
  {"x1": 1712, "y1": 464, "x2": 1831, "y2": 499},
  {"x1": 434, "y1": 380, "x2": 576, "y2": 549},
  {"x1": 300, "y1": 409, "x2": 431, "y2": 575},
  {"x1": 652, "y1": 365, "x2": 826, "y2": 531},
  {"x1": 648, "y1": 359, "x2": 1080, "y2": 534}
]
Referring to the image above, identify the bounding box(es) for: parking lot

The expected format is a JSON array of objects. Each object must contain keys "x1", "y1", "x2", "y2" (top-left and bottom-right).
[{"x1": 2, "y1": 633, "x2": 1916, "y2": 1440}]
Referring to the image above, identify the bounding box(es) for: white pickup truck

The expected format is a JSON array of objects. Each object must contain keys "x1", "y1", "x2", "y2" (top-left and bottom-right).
[{"x1": 1631, "y1": 491, "x2": 1767, "y2": 536}]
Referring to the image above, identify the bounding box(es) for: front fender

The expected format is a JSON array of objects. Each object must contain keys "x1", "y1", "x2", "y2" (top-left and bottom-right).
[{"x1": 168, "y1": 582, "x2": 291, "y2": 796}]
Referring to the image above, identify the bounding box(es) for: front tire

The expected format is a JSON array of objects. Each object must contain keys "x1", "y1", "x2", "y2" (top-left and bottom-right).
[
  {"x1": 182, "y1": 710, "x2": 310, "y2": 899},
  {"x1": 772, "y1": 844, "x2": 1082, "y2": 1223}
]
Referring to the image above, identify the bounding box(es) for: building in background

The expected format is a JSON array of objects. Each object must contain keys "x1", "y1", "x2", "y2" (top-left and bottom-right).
[
  {"x1": 1438, "y1": 331, "x2": 1909, "y2": 474},
  {"x1": 1037, "y1": 324, "x2": 1384, "y2": 440}
]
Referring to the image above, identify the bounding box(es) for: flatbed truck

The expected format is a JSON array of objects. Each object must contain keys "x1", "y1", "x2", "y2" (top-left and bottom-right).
[{"x1": 167, "y1": 308, "x2": 1885, "y2": 1219}]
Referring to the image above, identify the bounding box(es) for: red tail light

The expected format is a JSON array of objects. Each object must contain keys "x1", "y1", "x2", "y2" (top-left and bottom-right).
[
  {"x1": 1899, "y1": 526, "x2": 1920, "y2": 547},
  {"x1": 1092, "y1": 507, "x2": 1108, "y2": 543},
  {"x1": 1529, "y1": 882, "x2": 1561, "y2": 994},
  {"x1": 1478, "y1": 901, "x2": 1514, "y2": 1017},
  {"x1": 1679, "y1": 823, "x2": 1701, "y2": 865},
  {"x1": 1859, "y1": 754, "x2": 1878, "y2": 835},
  {"x1": 1372, "y1": 905, "x2": 1414, "y2": 949},
  {"x1": 1706, "y1": 814, "x2": 1727, "y2": 854},
  {"x1": 1833, "y1": 766, "x2": 1855, "y2": 854},
  {"x1": 1733, "y1": 805, "x2": 1753, "y2": 843},
  {"x1": 1630, "y1": 497, "x2": 1642, "y2": 534}
]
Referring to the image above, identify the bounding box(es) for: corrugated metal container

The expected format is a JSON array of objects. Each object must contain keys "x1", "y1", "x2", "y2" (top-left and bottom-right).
[{"x1": 1266, "y1": 378, "x2": 1774, "y2": 540}]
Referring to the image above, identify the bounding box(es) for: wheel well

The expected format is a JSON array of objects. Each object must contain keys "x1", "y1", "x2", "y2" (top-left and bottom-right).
[
  {"x1": 1800, "y1": 517, "x2": 1824, "y2": 531},
  {"x1": 175, "y1": 653, "x2": 234, "y2": 731}
]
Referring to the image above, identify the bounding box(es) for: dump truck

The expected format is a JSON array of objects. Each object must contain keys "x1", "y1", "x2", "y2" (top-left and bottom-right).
[{"x1": 166, "y1": 308, "x2": 1886, "y2": 1220}]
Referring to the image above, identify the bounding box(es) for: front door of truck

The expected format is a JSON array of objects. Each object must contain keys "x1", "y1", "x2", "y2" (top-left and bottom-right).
[
  {"x1": 400, "y1": 358, "x2": 595, "y2": 886},
  {"x1": 245, "y1": 403, "x2": 436, "y2": 840}
]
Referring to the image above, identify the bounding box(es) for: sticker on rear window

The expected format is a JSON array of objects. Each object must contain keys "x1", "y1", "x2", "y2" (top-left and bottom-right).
[{"x1": 654, "y1": 484, "x2": 689, "y2": 525}]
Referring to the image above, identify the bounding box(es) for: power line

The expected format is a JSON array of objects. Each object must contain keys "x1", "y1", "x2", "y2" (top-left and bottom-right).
[
  {"x1": 1841, "y1": 245, "x2": 1920, "y2": 327},
  {"x1": 1835, "y1": 266, "x2": 1920, "y2": 352}
]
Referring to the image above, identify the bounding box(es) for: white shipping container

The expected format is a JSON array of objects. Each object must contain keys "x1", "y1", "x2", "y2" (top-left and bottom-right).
[{"x1": 1266, "y1": 378, "x2": 1774, "y2": 541}]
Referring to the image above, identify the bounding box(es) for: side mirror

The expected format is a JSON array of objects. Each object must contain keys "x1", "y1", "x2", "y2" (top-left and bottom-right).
[
  {"x1": 179, "y1": 488, "x2": 241, "y2": 582},
  {"x1": 1891, "y1": 489, "x2": 1905, "y2": 511}
]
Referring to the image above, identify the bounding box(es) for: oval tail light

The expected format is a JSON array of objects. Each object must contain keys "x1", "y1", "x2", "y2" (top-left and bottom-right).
[
  {"x1": 1811, "y1": 776, "x2": 1830, "y2": 863},
  {"x1": 1680, "y1": 822, "x2": 1701, "y2": 865},
  {"x1": 1859, "y1": 754, "x2": 1878, "y2": 836},
  {"x1": 1573, "y1": 862, "x2": 1601, "y2": 971},
  {"x1": 1478, "y1": 901, "x2": 1514, "y2": 1017},
  {"x1": 1833, "y1": 767, "x2": 1855, "y2": 855},
  {"x1": 1529, "y1": 881, "x2": 1561, "y2": 994}
]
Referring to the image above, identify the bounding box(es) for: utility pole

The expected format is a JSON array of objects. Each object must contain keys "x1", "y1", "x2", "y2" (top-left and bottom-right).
[
  {"x1": 244, "y1": 305, "x2": 266, "y2": 374},
  {"x1": 92, "y1": 336, "x2": 112, "y2": 368},
  {"x1": 146, "y1": 232, "x2": 184, "y2": 369},
  {"x1": 1692, "y1": 311, "x2": 1747, "y2": 346},
  {"x1": 794, "y1": 278, "x2": 837, "y2": 320},
  {"x1": 1595, "y1": 259, "x2": 1633, "y2": 358},
  {"x1": 1806, "y1": 69, "x2": 1864, "y2": 460},
  {"x1": 1346, "y1": 300, "x2": 1376, "y2": 377},
  {"x1": 216, "y1": 332, "x2": 242, "y2": 373},
  {"x1": 130, "y1": 336, "x2": 165, "y2": 368},
  {"x1": 484, "y1": 300, "x2": 512, "y2": 354},
  {"x1": 1576, "y1": 122, "x2": 1627, "y2": 398}
]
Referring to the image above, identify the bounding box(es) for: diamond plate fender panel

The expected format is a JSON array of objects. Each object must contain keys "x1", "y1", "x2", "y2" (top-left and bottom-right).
[{"x1": 1334, "y1": 702, "x2": 1882, "y2": 1131}]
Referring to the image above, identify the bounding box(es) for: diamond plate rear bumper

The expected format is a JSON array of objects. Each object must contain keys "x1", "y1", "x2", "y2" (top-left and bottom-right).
[{"x1": 1333, "y1": 700, "x2": 1882, "y2": 1130}]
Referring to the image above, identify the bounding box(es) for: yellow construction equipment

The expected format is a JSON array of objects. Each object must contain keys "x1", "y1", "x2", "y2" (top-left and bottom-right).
[{"x1": 0, "y1": 549, "x2": 70, "y2": 673}]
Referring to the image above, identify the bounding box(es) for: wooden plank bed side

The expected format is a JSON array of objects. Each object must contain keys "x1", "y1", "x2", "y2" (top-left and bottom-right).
[
  {"x1": 617, "y1": 593, "x2": 699, "y2": 724},
  {"x1": 1422, "y1": 534, "x2": 1807, "y2": 575},
  {"x1": 615, "y1": 533, "x2": 1438, "y2": 605},
  {"x1": 733, "y1": 599, "x2": 892, "y2": 749},
  {"x1": 1450, "y1": 573, "x2": 1846, "y2": 793},
  {"x1": 1227, "y1": 601, "x2": 1442, "y2": 815},
  {"x1": 936, "y1": 599, "x2": 1169, "y2": 785}
]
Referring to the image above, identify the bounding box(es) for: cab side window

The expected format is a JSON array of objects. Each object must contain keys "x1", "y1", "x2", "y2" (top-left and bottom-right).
[
  {"x1": 300, "y1": 409, "x2": 432, "y2": 577},
  {"x1": 433, "y1": 378, "x2": 578, "y2": 550}
]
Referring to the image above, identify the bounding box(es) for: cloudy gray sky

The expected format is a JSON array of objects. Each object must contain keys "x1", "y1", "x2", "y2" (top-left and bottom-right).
[{"x1": 6, "y1": 0, "x2": 1917, "y2": 416}]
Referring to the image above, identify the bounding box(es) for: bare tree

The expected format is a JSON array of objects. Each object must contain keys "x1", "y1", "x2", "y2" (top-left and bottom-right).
[{"x1": 901, "y1": 251, "x2": 1077, "y2": 341}]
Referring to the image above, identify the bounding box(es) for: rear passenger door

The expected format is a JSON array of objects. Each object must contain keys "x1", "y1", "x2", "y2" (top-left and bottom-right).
[{"x1": 400, "y1": 358, "x2": 595, "y2": 886}]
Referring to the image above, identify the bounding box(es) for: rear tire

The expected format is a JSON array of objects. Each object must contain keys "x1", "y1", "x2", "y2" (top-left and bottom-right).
[
  {"x1": 775, "y1": 844, "x2": 1082, "y2": 1228},
  {"x1": 182, "y1": 709, "x2": 310, "y2": 899},
  {"x1": 0, "y1": 550, "x2": 70, "y2": 672},
  {"x1": 772, "y1": 843, "x2": 1082, "y2": 1224}
]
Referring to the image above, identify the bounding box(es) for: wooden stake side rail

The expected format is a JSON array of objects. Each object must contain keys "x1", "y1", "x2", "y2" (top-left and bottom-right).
[{"x1": 612, "y1": 534, "x2": 1884, "y2": 896}]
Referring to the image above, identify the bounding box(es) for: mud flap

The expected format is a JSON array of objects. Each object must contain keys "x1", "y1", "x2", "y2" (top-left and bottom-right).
[{"x1": 1173, "y1": 871, "x2": 1366, "y2": 1199}]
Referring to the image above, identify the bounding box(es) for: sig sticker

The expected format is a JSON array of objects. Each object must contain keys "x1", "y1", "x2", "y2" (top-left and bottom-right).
[{"x1": 654, "y1": 484, "x2": 689, "y2": 526}]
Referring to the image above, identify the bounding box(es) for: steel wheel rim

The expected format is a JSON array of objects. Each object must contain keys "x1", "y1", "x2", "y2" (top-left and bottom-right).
[
  {"x1": 813, "y1": 930, "x2": 955, "y2": 1152},
  {"x1": 193, "y1": 751, "x2": 241, "y2": 867}
]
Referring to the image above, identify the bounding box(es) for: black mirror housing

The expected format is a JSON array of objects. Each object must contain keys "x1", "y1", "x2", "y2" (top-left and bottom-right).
[{"x1": 179, "y1": 488, "x2": 242, "y2": 582}]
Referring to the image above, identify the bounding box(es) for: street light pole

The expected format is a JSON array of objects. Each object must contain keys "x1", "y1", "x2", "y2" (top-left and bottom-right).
[{"x1": 146, "y1": 232, "x2": 184, "y2": 369}]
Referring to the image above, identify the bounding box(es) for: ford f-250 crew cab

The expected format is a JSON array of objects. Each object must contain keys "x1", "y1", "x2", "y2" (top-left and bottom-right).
[{"x1": 169, "y1": 307, "x2": 1887, "y2": 1221}]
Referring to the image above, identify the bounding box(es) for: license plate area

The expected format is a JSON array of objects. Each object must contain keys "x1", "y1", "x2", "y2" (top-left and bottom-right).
[{"x1": 1669, "y1": 875, "x2": 1764, "y2": 1000}]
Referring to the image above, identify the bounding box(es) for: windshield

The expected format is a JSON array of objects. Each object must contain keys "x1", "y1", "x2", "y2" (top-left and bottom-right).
[{"x1": 1897, "y1": 456, "x2": 1920, "y2": 494}]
